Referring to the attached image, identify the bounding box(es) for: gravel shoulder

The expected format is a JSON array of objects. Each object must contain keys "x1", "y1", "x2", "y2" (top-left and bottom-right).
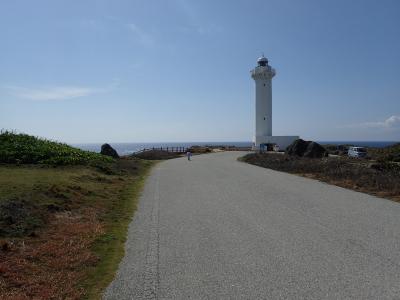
[{"x1": 104, "y1": 151, "x2": 400, "y2": 299}]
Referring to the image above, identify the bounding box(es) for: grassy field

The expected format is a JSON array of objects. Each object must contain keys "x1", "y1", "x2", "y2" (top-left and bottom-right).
[{"x1": 0, "y1": 132, "x2": 155, "y2": 299}]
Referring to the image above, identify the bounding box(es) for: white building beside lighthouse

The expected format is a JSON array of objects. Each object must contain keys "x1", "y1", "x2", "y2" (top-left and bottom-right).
[{"x1": 251, "y1": 55, "x2": 299, "y2": 150}]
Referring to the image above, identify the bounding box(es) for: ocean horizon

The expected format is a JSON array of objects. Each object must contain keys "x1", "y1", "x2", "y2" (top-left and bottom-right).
[{"x1": 73, "y1": 141, "x2": 399, "y2": 156}]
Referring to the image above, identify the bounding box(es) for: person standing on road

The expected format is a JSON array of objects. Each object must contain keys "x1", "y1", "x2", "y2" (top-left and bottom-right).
[{"x1": 186, "y1": 150, "x2": 192, "y2": 161}]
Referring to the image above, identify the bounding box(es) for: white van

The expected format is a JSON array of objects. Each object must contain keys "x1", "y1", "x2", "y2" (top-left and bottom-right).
[{"x1": 348, "y1": 146, "x2": 367, "y2": 158}]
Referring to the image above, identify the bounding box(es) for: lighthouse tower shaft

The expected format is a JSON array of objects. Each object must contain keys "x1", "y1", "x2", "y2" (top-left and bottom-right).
[
  {"x1": 251, "y1": 57, "x2": 276, "y2": 145},
  {"x1": 255, "y1": 76, "x2": 273, "y2": 136}
]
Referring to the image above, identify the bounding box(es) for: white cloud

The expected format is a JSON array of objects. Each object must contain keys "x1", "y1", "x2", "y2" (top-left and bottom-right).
[
  {"x1": 386, "y1": 115, "x2": 400, "y2": 127},
  {"x1": 127, "y1": 23, "x2": 155, "y2": 46},
  {"x1": 344, "y1": 115, "x2": 400, "y2": 129},
  {"x1": 4, "y1": 81, "x2": 118, "y2": 101}
]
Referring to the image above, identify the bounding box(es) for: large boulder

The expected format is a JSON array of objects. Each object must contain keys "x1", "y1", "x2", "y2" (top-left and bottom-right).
[
  {"x1": 286, "y1": 139, "x2": 309, "y2": 156},
  {"x1": 101, "y1": 143, "x2": 119, "y2": 158},
  {"x1": 286, "y1": 139, "x2": 327, "y2": 158},
  {"x1": 303, "y1": 142, "x2": 328, "y2": 158}
]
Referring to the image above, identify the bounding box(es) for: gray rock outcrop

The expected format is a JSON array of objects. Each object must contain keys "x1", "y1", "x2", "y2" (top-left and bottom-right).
[
  {"x1": 286, "y1": 139, "x2": 309, "y2": 156},
  {"x1": 286, "y1": 139, "x2": 327, "y2": 158},
  {"x1": 101, "y1": 143, "x2": 119, "y2": 158}
]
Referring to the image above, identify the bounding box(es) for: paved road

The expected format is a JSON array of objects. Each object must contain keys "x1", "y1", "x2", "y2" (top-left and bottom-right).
[{"x1": 104, "y1": 152, "x2": 400, "y2": 299}]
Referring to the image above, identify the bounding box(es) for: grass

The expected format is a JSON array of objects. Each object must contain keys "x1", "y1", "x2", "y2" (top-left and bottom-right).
[
  {"x1": 0, "y1": 165, "x2": 86, "y2": 237},
  {"x1": 82, "y1": 159, "x2": 155, "y2": 299},
  {"x1": 0, "y1": 160, "x2": 156, "y2": 299},
  {"x1": 0, "y1": 132, "x2": 157, "y2": 299},
  {"x1": 240, "y1": 153, "x2": 400, "y2": 202}
]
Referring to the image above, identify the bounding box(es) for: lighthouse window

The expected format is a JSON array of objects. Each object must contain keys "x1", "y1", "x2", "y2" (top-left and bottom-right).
[
  {"x1": 264, "y1": 117, "x2": 266, "y2": 120},
  {"x1": 263, "y1": 84, "x2": 266, "y2": 86}
]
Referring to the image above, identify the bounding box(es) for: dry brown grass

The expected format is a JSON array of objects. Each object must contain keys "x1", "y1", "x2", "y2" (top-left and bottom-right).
[
  {"x1": 132, "y1": 150, "x2": 183, "y2": 160},
  {"x1": 241, "y1": 153, "x2": 400, "y2": 202},
  {"x1": 0, "y1": 158, "x2": 154, "y2": 299},
  {"x1": 0, "y1": 209, "x2": 102, "y2": 299}
]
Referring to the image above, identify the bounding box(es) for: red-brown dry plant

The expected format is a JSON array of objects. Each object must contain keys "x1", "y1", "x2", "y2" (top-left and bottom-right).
[{"x1": 0, "y1": 209, "x2": 103, "y2": 299}]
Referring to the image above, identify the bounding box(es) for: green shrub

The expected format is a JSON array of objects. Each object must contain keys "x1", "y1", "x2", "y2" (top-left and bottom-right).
[{"x1": 0, "y1": 130, "x2": 113, "y2": 166}]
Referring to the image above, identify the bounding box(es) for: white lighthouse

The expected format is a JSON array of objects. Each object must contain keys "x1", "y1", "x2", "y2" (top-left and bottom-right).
[{"x1": 251, "y1": 55, "x2": 299, "y2": 150}]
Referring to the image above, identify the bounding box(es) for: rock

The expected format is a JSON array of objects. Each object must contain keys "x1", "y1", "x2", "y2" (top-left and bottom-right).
[
  {"x1": 286, "y1": 139, "x2": 327, "y2": 158},
  {"x1": 286, "y1": 139, "x2": 309, "y2": 156},
  {"x1": 303, "y1": 142, "x2": 328, "y2": 158},
  {"x1": 101, "y1": 143, "x2": 119, "y2": 158}
]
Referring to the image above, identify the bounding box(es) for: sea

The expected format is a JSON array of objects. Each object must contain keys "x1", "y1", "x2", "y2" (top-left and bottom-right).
[{"x1": 73, "y1": 141, "x2": 398, "y2": 155}]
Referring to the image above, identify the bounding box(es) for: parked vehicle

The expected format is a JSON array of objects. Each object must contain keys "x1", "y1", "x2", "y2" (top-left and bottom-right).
[{"x1": 348, "y1": 146, "x2": 367, "y2": 158}]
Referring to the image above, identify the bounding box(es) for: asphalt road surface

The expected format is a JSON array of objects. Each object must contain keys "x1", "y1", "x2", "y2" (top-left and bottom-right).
[{"x1": 104, "y1": 152, "x2": 400, "y2": 299}]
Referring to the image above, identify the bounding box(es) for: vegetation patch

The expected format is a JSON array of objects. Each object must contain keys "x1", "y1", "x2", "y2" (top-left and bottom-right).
[
  {"x1": 323, "y1": 142, "x2": 400, "y2": 162},
  {"x1": 0, "y1": 209, "x2": 101, "y2": 299},
  {"x1": 367, "y1": 143, "x2": 400, "y2": 162},
  {"x1": 0, "y1": 199, "x2": 44, "y2": 237},
  {"x1": 81, "y1": 158, "x2": 154, "y2": 299},
  {"x1": 0, "y1": 131, "x2": 112, "y2": 165},
  {"x1": 188, "y1": 146, "x2": 212, "y2": 154},
  {"x1": 132, "y1": 149, "x2": 183, "y2": 160},
  {"x1": 0, "y1": 132, "x2": 155, "y2": 299},
  {"x1": 240, "y1": 153, "x2": 400, "y2": 201}
]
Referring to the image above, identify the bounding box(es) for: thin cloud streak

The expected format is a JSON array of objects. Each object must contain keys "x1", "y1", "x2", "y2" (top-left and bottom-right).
[
  {"x1": 3, "y1": 81, "x2": 119, "y2": 101},
  {"x1": 343, "y1": 115, "x2": 400, "y2": 129}
]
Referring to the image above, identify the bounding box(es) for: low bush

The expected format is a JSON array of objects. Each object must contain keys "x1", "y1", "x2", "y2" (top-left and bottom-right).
[
  {"x1": 0, "y1": 199, "x2": 44, "y2": 237},
  {"x1": 132, "y1": 150, "x2": 182, "y2": 160},
  {"x1": 368, "y1": 143, "x2": 400, "y2": 162},
  {"x1": 241, "y1": 153, "x2": 400, "y2": 201},
  {"x1": 0, "y1": 131, "x2": 113, "y2": 165},
  {"x1": 188, "y1": 146, "x2": 212, "y2": 153}
]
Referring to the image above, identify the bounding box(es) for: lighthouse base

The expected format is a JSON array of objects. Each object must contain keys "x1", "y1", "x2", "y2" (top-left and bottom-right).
[{"x1": 253, "y1": 135, "x2": 299, "y2": 151}]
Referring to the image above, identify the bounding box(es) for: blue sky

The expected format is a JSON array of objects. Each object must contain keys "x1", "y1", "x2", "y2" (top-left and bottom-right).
[{"x1": 1, "y1": 0, "x2": 399, "y2": 143}]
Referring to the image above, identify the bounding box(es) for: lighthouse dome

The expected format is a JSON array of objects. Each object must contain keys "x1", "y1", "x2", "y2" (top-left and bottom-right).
[{"x1": 257, "y1": 56, "x2": 268, "y2": 66}]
